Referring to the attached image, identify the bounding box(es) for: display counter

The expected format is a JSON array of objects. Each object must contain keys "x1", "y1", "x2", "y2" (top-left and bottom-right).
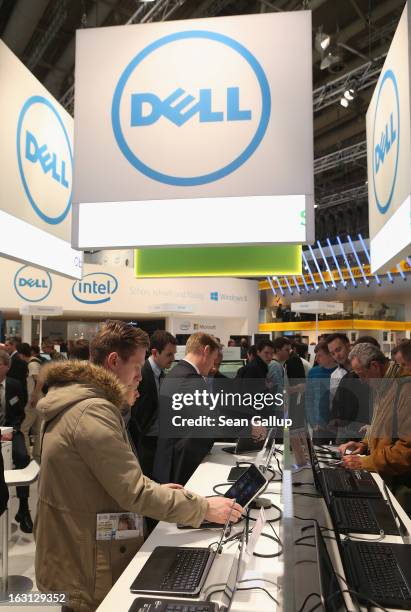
[{"x1": 97, "y1": 442, "x2": 411, "y2": 611}]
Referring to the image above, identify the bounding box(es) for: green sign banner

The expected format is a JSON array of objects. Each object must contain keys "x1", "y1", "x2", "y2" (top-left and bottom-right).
[{"x1": 135, "y1": 245, "x2": 301, "y2": 278}]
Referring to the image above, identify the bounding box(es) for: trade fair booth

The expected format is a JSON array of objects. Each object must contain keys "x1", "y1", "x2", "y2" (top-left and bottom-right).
[{"x1": 0, "y1": 1, "x2": 410, "y2": 611}]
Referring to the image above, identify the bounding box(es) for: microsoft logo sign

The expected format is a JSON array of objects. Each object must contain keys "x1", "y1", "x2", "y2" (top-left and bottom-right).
[{"x1": 210, "y1": 292, "x2": 219, "y2": 301}]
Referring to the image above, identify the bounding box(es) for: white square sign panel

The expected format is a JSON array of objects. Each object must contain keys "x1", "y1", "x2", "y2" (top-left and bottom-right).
[
  {"x1": 367, "y1": 1, "x2": 411, "y2": 273},
  {"x1": 0, "y1": 40, "x2": 83, "y2": 278},
  {"x1": 72, "y1": 12, "x2": 314, "y2": 249}
]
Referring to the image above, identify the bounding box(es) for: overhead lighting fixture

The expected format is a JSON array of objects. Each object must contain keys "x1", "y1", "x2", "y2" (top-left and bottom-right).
[
  {"x1": 315, "y1": 26, "x2": 331, "y2": 54},
  {"x1": 340, "y1": 97, "x2": 349, "y2": 108},
  {"x1": 320, "y1": 51, "x2": 341, "y2": 71},
  {"x1": 344, "y1": 88, "x2": 355, "y2": 100},
  {"x1": 315, "y1": 28, "x2": 331, "y2": 53}
]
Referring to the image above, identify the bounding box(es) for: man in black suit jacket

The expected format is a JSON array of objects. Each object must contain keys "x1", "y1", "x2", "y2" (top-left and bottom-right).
[
  {"x1": 0, "y1": 350, "x2": 32, "y2": 533},
  {"x1": 153, "y1": 333, "x2": 220, "y2": 486},
  {"x1": 5, "y1": 337, "x2": 28, "y2": 405},
  {"x1": 129, "y1": 331, "x2": 177, "y2": 479}
]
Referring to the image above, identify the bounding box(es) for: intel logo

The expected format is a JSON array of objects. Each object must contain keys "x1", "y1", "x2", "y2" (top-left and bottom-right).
[
  {"x1": 179, "y1": 321, "x2": 191, "y2": 332},
  {"x1": 17, "y1": 95, "x2": 73, "y2": 225},
  {"x1": 372, "y1": 69, "x2": 400, "y2": 215},
  {"x1": 112, "y1": 30, "x2": 271, "y2": 186},
  {"x1": 14, "y1": 266, "x2": 52, "y2": 303},
  {"x1": 72, "y1": 272, "x2": 119, "y2": 304}
]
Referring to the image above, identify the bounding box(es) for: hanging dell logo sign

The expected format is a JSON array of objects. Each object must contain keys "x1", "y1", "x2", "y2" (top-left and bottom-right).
[
  {"x1": 72, "y1": 272, "x2": 119, "y2": 304},
  {"x1": 16, "y1": 95, "x2": 73, "y2": 225},
  {"x1": 14, "y1": 266, "x2": 52, "y2": 302},
  {"x1": 111, "y1": 30, "x2": 271, "y2": 187},
  {"x1": 372, "y1": 69, "x2": 400, "y2": 215}
]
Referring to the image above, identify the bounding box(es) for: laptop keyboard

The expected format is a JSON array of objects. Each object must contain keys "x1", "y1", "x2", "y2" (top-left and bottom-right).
[
  {"x1": 129, "y1": 599, "x2": 216, "y2": 612},
  {"x1": 160, "y1": 549, "x2": 211, "y2": 592},
  {"x1": 337, "y1": 497, "x2": 379, "y2": 532},
  {"x1": 356, "y1": 543, "x2": 411, "y2": 601},
  {"x1": 324, "y1": 469, "x2": 353, "y2": 491}
]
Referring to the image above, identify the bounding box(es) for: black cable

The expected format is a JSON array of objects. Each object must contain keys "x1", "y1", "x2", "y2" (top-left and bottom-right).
[
  {"x1": 293, "y1": 491, "x2": 322, "y2": 498},
  {"x1": 236, "y1": 586, "x2": 278, "y2": 605},
  {"x1": 253, "y1": 531, "x2": 283, "y2": 558},
  {"x1": 297, "y1": 591, "x2": 321, "y2": 612},
  {"x1": 323, "y1": 588, "x2": 388, "y2": 612},
  {"x1": 293, "y1": 481, "x2": 315, "y2": 487}
]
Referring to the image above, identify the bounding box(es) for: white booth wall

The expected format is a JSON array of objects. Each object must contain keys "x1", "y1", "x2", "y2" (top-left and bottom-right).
[{"x1": 0, "y1": 257, "x2": 259, "y2": 344}]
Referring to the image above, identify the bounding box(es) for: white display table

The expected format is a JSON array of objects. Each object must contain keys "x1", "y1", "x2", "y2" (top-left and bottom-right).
[
  {"x1": 98, "y1": 443, "x2": 411, "y2": 612},
  {"x1": 97, "y1": 444, "x2": 281, "y2": 611}
]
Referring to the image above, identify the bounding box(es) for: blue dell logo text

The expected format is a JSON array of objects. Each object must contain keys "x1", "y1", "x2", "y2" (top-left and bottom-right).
[
  {"x1": 112, "y1": 30, "x2": 271, "y2": 187},
  {"x1": 372, "y1": 69, "x2": 400, "y2": 215},
  {"x1": 17, "y1": 95, "x2": 73, "y2": 225},
  {"x1": 14, "y1": 266, "x2": 52, "y2": 303},
  {"x1": 72, "y1": 273, "x2": 119, "y2": 304}
]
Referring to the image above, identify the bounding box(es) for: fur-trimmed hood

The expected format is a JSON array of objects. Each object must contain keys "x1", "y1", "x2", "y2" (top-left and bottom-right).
[{"x1": 36, "y1": 360, "x2": 126, "y2": 421}]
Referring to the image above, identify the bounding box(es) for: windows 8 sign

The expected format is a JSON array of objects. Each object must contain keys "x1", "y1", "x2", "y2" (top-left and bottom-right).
[
  {"x1": 372, "y1": 69, "x2": 400, "y2": 215},
  {"x1": 16, "y1": 95, "x2": 73, "y2": 225},
  {"x1": 111, "y1": 30, "x2": 271, "y2": 187}
]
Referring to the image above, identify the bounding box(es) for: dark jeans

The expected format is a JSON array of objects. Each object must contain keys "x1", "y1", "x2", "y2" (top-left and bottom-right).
[{"x1": 12, "y1": 431, "x2": 30, "y2": 500}]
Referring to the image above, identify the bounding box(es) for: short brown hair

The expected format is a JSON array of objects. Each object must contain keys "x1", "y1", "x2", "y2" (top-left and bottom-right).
[
  {"x1": 314, "y1": 340, "x2": 330, "y2": 355},
  {"x1": 185, "y1": 332, "x2": 219, "y2": 356},
  {"x1": 90, "y1": 320, "x2": 149, "y2": 365}
]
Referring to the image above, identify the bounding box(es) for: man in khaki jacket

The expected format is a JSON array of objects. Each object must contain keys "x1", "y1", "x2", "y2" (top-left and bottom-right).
[
  {"x1": 340, "y1": 343, "x2": 411, "y2": 480},
  {"x1": 35, "y1": 321, "x2": 242, "y2": 612}
]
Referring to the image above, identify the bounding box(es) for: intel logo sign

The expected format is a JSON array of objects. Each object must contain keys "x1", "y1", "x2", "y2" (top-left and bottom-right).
[
  {"x1": 112, "y1": 30, "x2": 271, "y2": 186},
  {"x1": 17, "y1": 95, "x2": 73, "y2": 225},
  {"x1": 72, "y1": 273, "x2": 119, "y2": 304},
  {"x1": 14, "y1": 266, "x2": 52, "y2": 302},
  {"x1": 372, "y1": 69, "x2": 400, "y2": 215}
]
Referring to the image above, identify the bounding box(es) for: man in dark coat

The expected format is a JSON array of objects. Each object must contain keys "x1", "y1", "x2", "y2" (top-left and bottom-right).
[
  {"x1": 130, "y1": 330, "x2": 177, "y2": 479},
  {"x1": 153, "y1": 333, "x2": 220, "y2": 485},
  {"x1": 5, "y1": 337, "x2": 28, "y2": 404},
  {"x1": 0, "y1": 350, "x2": 32, "y2": 532}
]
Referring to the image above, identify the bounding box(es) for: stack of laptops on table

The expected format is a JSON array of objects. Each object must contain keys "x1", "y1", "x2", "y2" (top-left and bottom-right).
[{"x1": 306, "y1": 434, "x2": 411, "y2": 610}]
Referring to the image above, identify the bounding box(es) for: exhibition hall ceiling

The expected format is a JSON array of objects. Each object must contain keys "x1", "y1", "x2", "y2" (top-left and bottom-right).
[{"x1": 0, "y1": 0, "x2": 406, "y2": 240}]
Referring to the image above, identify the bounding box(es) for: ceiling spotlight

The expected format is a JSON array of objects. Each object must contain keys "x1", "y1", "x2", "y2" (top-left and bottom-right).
[
  {"x1": 344, "y1": 88, "x2": 355, "y2": 101},
  {"x1": 315, "y1": 29, "x2": 331, "y2": 53},
  {"x1": 320, "y1": 51, "x2": 341, "y2": 71},
  {"x1": 340, "y1": 97, "x2": 349, "y2": 108}
]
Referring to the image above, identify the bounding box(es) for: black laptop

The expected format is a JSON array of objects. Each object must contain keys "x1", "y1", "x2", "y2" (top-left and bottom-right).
[
  {"x1": 129, "y1": 527, "x2": 247, "y2": 611},
  {"x1": 314, "y1": 522, "x2": 348, "y2": 611},
  {"x1": 329, "y1": 495, "x2": 399, "y2": 535},
  {"x1": 342, "y1": 539, "x2": 411, "y2": 609},
  {"x1": 306, "y1": 435, "x2": 381, "y2": 499}
]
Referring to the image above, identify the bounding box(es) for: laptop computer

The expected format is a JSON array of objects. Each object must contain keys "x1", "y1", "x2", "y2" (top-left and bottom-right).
[
  {"x1": 306, "y1": 434, "x2": 381, "y2": 499},
  {"x1": 131, "y1": 466, "x2": 267, "y2": 597},
  {"x1": 128, "y1": 527, "x2": 247, "y2": 612},
  {"x1": 341, "y1": 539, "x2": 411, "y2": 609},
  {"x1": 222, "y1": 436, "x2": 266, "y2": 455},
  {"x1": 329, "y1": 495, "x2": 400, "y2": 536},
  {"x1": 130, "y1": 502, "x2": 235, "y2": 597},
  {"x1": 314, "y1": 522, "x2": 348, "y2": 612},
  {"x1": 227, "y1": 429, "x2": 276, "y2": 481}
]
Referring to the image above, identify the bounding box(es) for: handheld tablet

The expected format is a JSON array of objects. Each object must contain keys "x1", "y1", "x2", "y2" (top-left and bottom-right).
[{"x1": 224, "y1": 464, "x2": 268, "y2": 508}]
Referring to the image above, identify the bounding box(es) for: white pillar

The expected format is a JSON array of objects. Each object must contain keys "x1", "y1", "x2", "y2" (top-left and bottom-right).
[{"x1": 21, "y1": 315, "x2": 32, "y2": 344}]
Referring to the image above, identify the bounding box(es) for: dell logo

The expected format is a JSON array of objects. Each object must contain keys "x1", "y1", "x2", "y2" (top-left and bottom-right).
[
  {"x1": 25, "y1": 131, "x2": 69, "y2": 188},
  {"x1": 112, "y1": 30, "x2": 270, "y2": 187},
  {"x1": 72, "y1": 273, "x2": 119, "y2": 304},
  {"x1": 14, "y1": 266, "x2": 52, "y2": 303},
  {"x1": 17, "y1": 95, "x2": 73, "y2": 225},
  {"x1": 372, "y1": 69, "x2": 400, "y2": 215},
  {"x1": 131, "y1": 87, "x2": 251, "y2": 127}
]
